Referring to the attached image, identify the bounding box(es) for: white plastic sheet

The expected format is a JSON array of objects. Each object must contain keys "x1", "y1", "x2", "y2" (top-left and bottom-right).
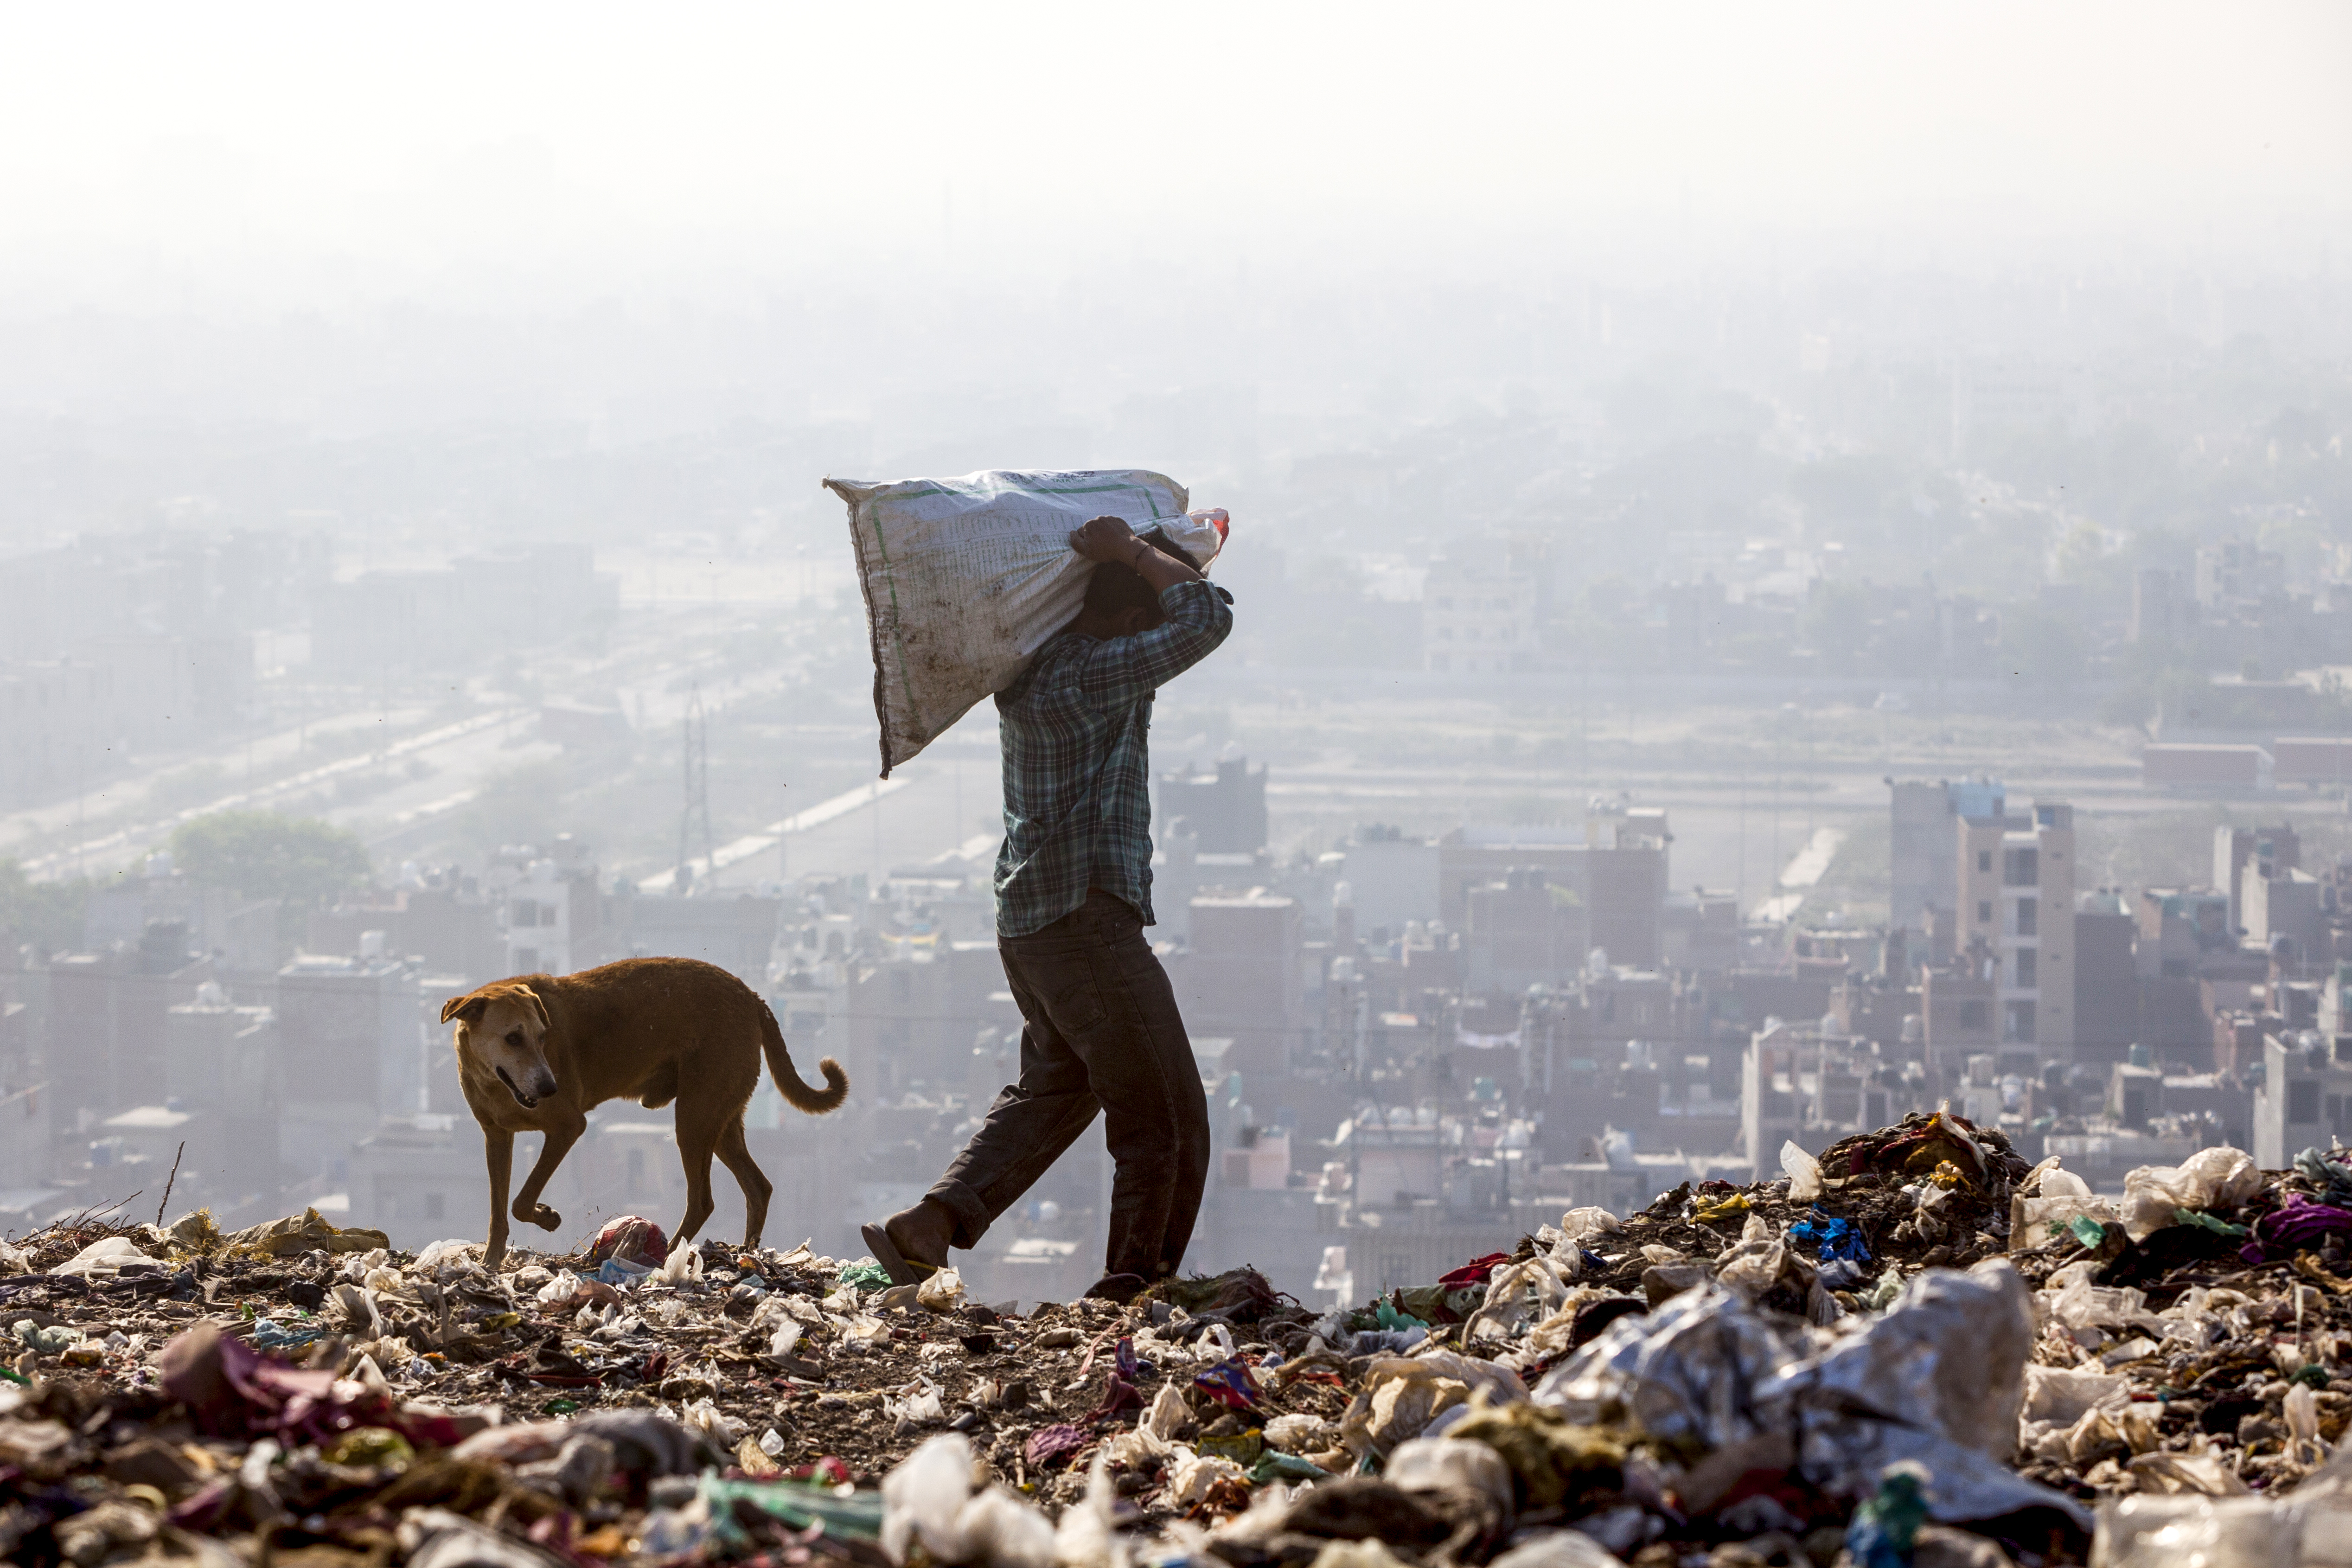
[
  {"x1": 830, "y1": 469, "x2": 1224, "y2": 775},
  {"x1": 2119, "y1": 1146, "x2": 2262, "y2": 1242},
  {"x1": 1535, "y1": 1266, "x2": 2090, "y2": 1531},
  {"x1": 1781, "y1": 1140, "x2": 1825, "y2": 1202}
]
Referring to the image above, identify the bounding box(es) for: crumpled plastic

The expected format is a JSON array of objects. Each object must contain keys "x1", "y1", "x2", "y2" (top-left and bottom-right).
[
  {"x1": 2093, "y1": 1493, "x2": 2302, "y2": 1567},
  {"x1": 652, "y1": 1238, "x2": 705, "y2": 1286},
  {"x1": 698, "y1": 1470, "x2": 888, "y2": 1550},
  {"x1": 1195, "y1": 1357, "x2": 1266, "y2": 1411},
  {"x1": 2041, "y1": 1263, "x2": 2167, "y2": 1333},
  {"x1": 2120, "y1": 1146, "x2": 2262, "y2": 1242},
  {"x1": 1465, "y1": 1255, "x2": 1576, "y2": 1345},
  {"x1": 837, "y1": 1258, "x2": 894, "y2": 1291},
  {"x1": 164, "y1": 1209, "x2": 223, "y2": 1255},
  {"x1": 1770, "y1": 1260, "x2": 2033, "y2": 1458},
  {"x1": 1536, "y1": 1266, "x2": 2088, "y2": 1530},
  {"x1": 1339, "y1": 1351, "x2": 1528, "y2": 1460},
  {"x1": 2010, "y1": 1164, "x2": 2125, "y2": 1253},
  {"x1": 884, "y1": 1432, "x2": 1048, "y2": 1567},
  {"x1": 2294, "y1": 1146, "x2": 2352, "y2": 1204},
  {"x1": 1386, "y1": 1435, "x2": 1516, "y2": 1516},
  {"x1": 55, "y1": 1235, "x2": 160, "y2": 1278},
  {"x1": 1782, "y1": 1140, "x2": 1826, "y2": 1201},
  {"x1": 917, "y1": 1267, "x2": 966, "y2": 1313},
  {"x1": 1538, "y1": 1281, "x2": 1805, "y2": 1452},
  {"x1": 1787, "y1": 1213, "x2": 1871, "y2": 1263},
  {"x1": 1559, "y1": 1206, "x2": 1623, "y2": 1245},
  {"x1": 2019, "y1": 1364, "x2": 2129, "y2": 1427},
  {"x1": 1844, "y1": 1462, "x2": 1928, "y2": 1568},
  {"x1": 1167, "y1": 1449, "x2": 1249, "y2": 1507},
  {"x1": 221, "y1": 1207, "x2": 392, "y2": 1259},
  {"x1": 453, "y1": 1408, "x2": 716, "y2": 1480}
]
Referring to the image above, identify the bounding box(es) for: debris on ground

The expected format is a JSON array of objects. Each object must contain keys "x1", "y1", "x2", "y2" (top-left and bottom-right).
[{"x1": 7, "y1": 1119, "x2": 2352, "y2": 1567}]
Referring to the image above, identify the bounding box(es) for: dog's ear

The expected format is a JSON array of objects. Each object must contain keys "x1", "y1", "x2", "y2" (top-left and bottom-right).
[
  {"x1": 441, "y1": 994, "x2": 488, "y2": 1026},
  {"x1": 515, "y1": 986, "x2": 550, "y2": 1031}
]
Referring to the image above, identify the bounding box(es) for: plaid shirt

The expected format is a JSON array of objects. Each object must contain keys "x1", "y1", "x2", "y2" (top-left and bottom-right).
[{"x1": 993, "y1": 579, "x2": 1234, "y2": 938}]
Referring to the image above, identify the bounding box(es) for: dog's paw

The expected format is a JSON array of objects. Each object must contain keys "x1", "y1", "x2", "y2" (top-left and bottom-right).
[{"x1": 516, "y1": 1202, "x2": 562, "y2": 1231}]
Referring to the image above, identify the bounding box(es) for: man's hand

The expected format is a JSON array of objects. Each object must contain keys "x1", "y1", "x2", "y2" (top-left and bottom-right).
[{"x1": 1070, "y1": 515, "x2": 1140, "y2": 563}]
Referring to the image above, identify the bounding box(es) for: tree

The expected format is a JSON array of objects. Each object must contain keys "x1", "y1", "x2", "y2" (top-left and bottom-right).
[
  {"x1": 0, "y1": 860, "x2": 95, "y2": 951},
  {"x1": 170, "y1": 811, "x2": 372, "y2": 907}
]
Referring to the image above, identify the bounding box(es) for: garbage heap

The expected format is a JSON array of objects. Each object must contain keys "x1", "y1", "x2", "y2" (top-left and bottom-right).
[{"x1": 6, "y1": 1111, "x2": 2352, "y2": 1568}]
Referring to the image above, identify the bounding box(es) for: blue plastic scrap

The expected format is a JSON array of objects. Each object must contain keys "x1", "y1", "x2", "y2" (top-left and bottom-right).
[{"x1": 1787, "y1": 1213, "x2": 1872, "y2": 1264}]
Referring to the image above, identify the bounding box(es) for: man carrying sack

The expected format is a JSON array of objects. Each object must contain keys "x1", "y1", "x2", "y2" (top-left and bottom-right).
[{"x1": 863, "y1": 514, "x2": 1234, "y2": 1303}]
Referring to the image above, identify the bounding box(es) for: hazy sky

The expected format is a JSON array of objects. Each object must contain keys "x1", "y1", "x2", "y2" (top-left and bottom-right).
[{"x1": 3, "y1": 1, "x2": 2346, "y2": 306}]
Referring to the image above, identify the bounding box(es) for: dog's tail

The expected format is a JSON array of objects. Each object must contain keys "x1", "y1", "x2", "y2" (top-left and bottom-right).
[{"x1": 759, "y1": 998, "x2": 849, "y2": 1114}]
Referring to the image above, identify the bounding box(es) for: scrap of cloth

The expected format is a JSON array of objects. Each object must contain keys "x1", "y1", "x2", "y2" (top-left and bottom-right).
[{"x1": 992, "y1": 578, "x2": 1233, "y2": 938}]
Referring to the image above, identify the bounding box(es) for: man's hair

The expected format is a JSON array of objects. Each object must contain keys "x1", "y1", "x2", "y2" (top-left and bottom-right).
[{"x1": 1081, "y1": 528, "x2": 1201, "y2": 619}]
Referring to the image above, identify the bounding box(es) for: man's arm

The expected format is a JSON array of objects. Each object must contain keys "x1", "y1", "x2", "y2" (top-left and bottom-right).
[
  {"x1": 1065, "y1": 518, "x2": 1231, "y2": 710},
  {"x1": 1070, "y1": 515, "x2": 1204, "y2": 590}
]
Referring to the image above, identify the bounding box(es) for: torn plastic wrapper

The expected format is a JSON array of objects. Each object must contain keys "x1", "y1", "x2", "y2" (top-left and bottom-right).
[
  {"x1": 1194, "y1": 1357, "x2": 1265, "y2": 1411},
  {"x1": 704, "y1": 1469, "x2": 887, "y2": 1549}
]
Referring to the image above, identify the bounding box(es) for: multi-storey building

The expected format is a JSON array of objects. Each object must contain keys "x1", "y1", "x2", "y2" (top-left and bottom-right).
[{"x1": 1958, "y1": 800, "x2": 2076, "y2": 1055}]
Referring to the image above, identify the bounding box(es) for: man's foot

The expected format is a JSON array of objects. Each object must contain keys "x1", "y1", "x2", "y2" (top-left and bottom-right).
[
  {"x1": 862, "y1": 1200, "x2": 952, "y2": 1287},
  {"x1": 1083, "y1": 1272, "x2": 1148, "y2": 1306}
]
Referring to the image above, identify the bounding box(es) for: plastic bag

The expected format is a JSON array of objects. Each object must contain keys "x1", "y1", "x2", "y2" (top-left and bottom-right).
[
  {"x1": 413, "y1": 1239, "x2": 480, "y2": 1271},
  {"x1": 2120, "y1": 1146, "x2": 2261, "y2": 1242},
  {"x1": 2092, "y1": 1494, "x2": 2301, "y2": 1568},
  {"x1": 1782, "y1": 1140, "x2": 1825, "y2": 1202},
  {"x1": 917, "y1": 1267, "x2": 965, "y2": 1313},
  {"x1": 1774, "y1": 1260, "x2": 2034, "y2": 1457},
  {"x1": 55, "y1": 1236, "x2": 158, "y2": 1278},
  {"x1": 2043, "y1": 1268, "x2": 2167, "y2": 1334},
  {"x1": 881, "y1": 1432, "x2": 973, "y2": 1565},
  {"x1": 1385, "y1": 1436, "x2": 1515, "y2": 1514},
  {"x1": 2010, "y1": 1191, "x2": 2125, "y2": 1251},
  {"x1": 654, "y1": 1238, "x2": 704, "y2": 1286},
  {"x1": 829, "y1": 469, "x2": 1223, "y2": 774},
  {"x1": 2020, "y1": 1364, "x2": 2130, "y2": 1427}
]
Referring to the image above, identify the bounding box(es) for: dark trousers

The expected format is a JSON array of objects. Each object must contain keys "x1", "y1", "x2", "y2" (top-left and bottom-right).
[{"x1": 926, "y1": 890, "x2": 1211, "y2": 1281}]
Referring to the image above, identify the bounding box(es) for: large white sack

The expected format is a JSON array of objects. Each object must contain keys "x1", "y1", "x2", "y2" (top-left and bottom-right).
[{"x1": 827, "y1": 470, "x2": 1221, "y2": 775}]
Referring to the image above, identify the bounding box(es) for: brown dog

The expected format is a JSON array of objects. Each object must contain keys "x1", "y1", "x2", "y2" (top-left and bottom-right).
[{"x1": 439, "y1": 956, "x2": 848, "y2": 1269}]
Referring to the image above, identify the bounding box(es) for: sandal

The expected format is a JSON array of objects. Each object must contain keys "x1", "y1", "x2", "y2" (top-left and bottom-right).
[{"x1": 861, "y1": 1221, "x2": 940, "y2": 1287}]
